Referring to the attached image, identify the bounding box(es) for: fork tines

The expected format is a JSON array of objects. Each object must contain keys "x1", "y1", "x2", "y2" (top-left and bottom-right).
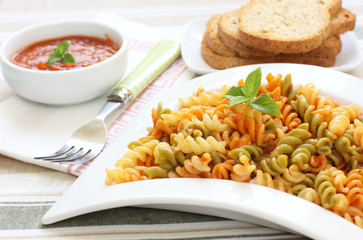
[{"x1": 34, "y1": 145, "x2": 95, "y2": 163}]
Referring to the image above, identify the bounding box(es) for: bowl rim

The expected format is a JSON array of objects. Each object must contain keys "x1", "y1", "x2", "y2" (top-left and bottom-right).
[{"x1": 0, "y1": 19, "x2": 128, "y2": 75}]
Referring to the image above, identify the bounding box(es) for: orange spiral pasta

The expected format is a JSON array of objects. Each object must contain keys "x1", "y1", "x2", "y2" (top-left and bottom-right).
[
  {"x1": 211, "y1": 159, "x2": 236, "y2": 179},
  {"x1": 346, "y1": 169, "x2": 363, "y2": 207},
  {"x1": 280, "y1": 104, "x2": 302, "y2": 130}
]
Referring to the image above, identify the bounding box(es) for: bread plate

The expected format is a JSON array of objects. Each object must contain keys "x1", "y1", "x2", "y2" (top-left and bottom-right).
[
  {"x1": 181, "y1": 18, "x2": 362, "y2": 75},
  {"x1": 42, "y1": 63, "x2": 363, "y2": 239}
]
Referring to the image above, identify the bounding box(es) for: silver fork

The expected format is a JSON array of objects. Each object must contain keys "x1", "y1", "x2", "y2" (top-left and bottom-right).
[{"x1": 34, "y1": 40, "x2": 181, "y2": 164}]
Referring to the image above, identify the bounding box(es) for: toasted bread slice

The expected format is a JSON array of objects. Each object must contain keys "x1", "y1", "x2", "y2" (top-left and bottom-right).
[
  {"x1": 201, "y1": 34, "x2": 336, "y2": 69},
  {"x1": 329, "y1": 8, "x2": 356, "y2": 35},
  {"x1": 218, "y1": 8, "x2": 273, "y2": 56},
  {"x1": 240, "y1": 35, "x2": 342, "y2": 59},
  {"x1": 218, "y1": 7, "x2": 350, "y2": 57},
  {"x1": 205, "y1": 14, "x2": 238, "y2": 57},
  {"x1": 238, "y1": 0, "x2": 331, "y2": 53},
  {"x1": 217, "y1": 10, "x2": 342, "y2": 58}
]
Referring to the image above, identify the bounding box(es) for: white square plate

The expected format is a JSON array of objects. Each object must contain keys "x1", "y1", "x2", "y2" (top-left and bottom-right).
[{"x1": 42, "y1": 64, "x2": 363, "y2": 239}]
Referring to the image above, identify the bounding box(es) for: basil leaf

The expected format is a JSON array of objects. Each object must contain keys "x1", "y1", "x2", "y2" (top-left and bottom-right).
[
  {"x1": 250, "y1": 93, "x2": 281, "y2": 116},
  {"x1": 47, "y1": 40, "x2": 74, "y2": 66},
  {"x1": 47, "y1": 55, "x2": 61, "y2": 65},
  {"x1": 61, "y1": 53, "x2": 75, "y2": 64},
  {"x1": 56, "y1": 40, "x2": 71, "y2": 55},
  {"x1": 244, "y1": 67, "x2": 261, "y2": 98},
  {"x1": 227, "y1": 95, "x2": 251, "y2": 107},
  {"x1": 223, "y1": 86, "x2": 247, "y2": 99}
]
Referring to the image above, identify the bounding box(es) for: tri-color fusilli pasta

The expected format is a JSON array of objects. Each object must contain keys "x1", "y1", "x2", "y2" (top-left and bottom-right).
[{"x1": 105, "y1": 71, "x2": 363, "y2": 229}]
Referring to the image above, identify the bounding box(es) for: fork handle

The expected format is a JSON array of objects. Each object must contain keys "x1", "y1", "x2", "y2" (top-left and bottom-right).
[{"x1": 107, "y1": 40, "x2": 181, "y2": 102}]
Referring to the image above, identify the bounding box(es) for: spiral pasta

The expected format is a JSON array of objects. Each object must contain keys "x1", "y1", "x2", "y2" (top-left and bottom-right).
[
  {"x1": 115, "y1": 140, "x2": 159, "y2": 168},
  {"x1": 170, "y1": 153, "x2": 213, "y2": 178},
  {"x1": 314, "y1": 169, "x2": 340, "y2": 209},
  {"x1": 105, "y1": 70, "x2": 363, "y2": 229},
  {"x1": 178, "y1": 86, "x2": 228, "y2": 108},
  {"x1": 173, "y1": 133, "x2": 226, "y2": 155}
]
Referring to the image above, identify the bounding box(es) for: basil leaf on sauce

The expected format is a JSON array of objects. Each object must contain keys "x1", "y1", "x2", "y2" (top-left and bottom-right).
[
  {"x1": 47, "y1": 40, "x2": 75, "y2": 66},
  {"x1": 61, "y1": 53, "x2": 75, "y2": 64}
]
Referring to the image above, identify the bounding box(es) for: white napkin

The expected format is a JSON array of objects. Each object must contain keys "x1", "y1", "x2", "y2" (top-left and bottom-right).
[{"x1": 0, "y1": 13, "x2": 195, "y2": 176}]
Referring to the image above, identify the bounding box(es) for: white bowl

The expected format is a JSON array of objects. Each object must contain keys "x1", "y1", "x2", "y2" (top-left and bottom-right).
[{"x1": 0, "y1": 20, "x2": 128, "y2": 105}]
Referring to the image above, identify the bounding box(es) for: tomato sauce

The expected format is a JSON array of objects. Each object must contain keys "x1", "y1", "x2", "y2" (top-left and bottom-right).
[{"x1": 11, "y1": 35, "x2": 120, "y2": 71}]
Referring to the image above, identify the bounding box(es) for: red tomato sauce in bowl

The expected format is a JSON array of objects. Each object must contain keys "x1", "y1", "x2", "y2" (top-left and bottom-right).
[{"x1": 11, "y1": 35, "x2": 120, "y2": 71}]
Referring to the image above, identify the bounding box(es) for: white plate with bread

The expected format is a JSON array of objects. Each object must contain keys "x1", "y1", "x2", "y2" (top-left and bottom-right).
[{"x1": 182, "y1": 1, "x2": 361, "y2": 75}]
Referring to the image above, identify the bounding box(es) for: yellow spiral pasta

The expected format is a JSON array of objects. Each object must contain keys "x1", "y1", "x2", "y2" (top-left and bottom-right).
[
  {"x1": 230, "y1": 155, "x2": 256, "y2": 182},
  {"x1": 115, "y1": 140, "x2": 159, "y2": 168},
  {"x1": 178, "y1": 86, "x2": 228, "y2": 108},
  {"x1": 174, "y1": 133, "x2": 226, "y2": 155},
  {"x1": 105, "y1": 166, "x2": 148, "y2": 185},
  {"x1": 201, "y1": 114, "x2": 230, "y2": 132},
  {"x1": 329, "y1": 114, "x2": 350, "y2": 136},
  {"x1": 297, "y1": 187, "x2": 320, "y2": 205}
]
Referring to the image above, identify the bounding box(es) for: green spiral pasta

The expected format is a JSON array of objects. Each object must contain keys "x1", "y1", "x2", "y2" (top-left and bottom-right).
[
  {"x1": 279, "y1": 74, "x2": 299, "y2": 102},
  {"x1": 271, "y1": 123, "x2": 311, "y2": 158},
  {"x1": 260, "y1": 154, "x2": 288, "y2": 176},
  {"x1": 228, "y1": 145, "x2": 263, "y2": 163},
  {"x1": 316, "y1": 137, "x2": 333, "y2": 155},
  {"x1": 210, "y1": 150, "x2": 225, "y2": 165},
  {"x1": 292, "y1": 173, "x2": 316, "y2": 195},
  {"x1": 326, "y1": 150, "x2": 346, "y2": 167},
  {"x1": 182, "y1": 120, "x2": 210, "y2": 138},
  {"x1": 314, "y1": 170, "x2": 339, "y2": 209},
  {"x1": 324, "y1": 130, "x2": 359, "y2": 169},
  {"x1": 154, "y1": 142, "x2": 180, "y2": 170},
  {"x1": 143, "y1": 166, "x2": 168, "y2": 179},
  {"x1": 291, "y1": 139, "x2": 317, "y2": 171},
  {"x1": 127, "y1": 138, "x2": 154, "y2": 150},
  {"x1": 291, "y1": 94, "x2": 336, "y2": 140},
  {"x1": 350, "y1": 149, "x2": 363, "y2": 166},
  {"x1": 156, "y1": 102, "x2": 172, "y2": 116},
  {"x1": 335, "y1": 130, "x2": 356, "y2": 154},
  {"x1": 263, "y1": 118, "x2": 280, "y2": 135},
  {"x1": 174, "y1": 150, "x2": 192, "y2": 166}
]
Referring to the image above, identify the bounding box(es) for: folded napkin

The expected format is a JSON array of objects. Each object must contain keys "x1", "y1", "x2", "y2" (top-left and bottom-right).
[{"x1": 0, "y1": 14, "x2": 195, "y2": 176}]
